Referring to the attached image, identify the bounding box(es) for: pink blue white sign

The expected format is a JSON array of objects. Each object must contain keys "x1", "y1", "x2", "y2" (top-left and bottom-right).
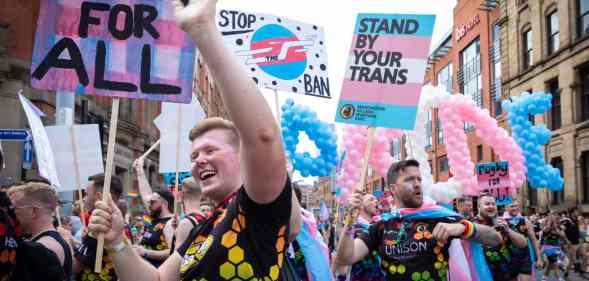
[{"x1": 335, "y1": 13, "x2": 435, "y2": 129}]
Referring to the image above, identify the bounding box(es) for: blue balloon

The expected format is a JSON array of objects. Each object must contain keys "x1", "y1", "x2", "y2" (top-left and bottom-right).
[
  {"x1": 280, "y1": 99, "x2": 338, "y2": 177},
  {"x1": 504, "y1": 91, "x2": 563, "y2": 189}
]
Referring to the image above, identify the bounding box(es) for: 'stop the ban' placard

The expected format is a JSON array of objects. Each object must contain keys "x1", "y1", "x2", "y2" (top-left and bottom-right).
[
  {"x1": 217, "y1": 9, "x2": 331, "y2": 99},
  {"x1": 30, "y1": 0, "x2": 197, "y2": 103},
  {"x1": 335, "y1": 14, "x2": 435, "y2": 129}
]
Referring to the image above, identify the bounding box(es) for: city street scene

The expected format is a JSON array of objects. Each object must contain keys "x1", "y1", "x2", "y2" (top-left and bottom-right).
[{"x1": 1, "y1": 0, "x2": 589, "y2": 280}]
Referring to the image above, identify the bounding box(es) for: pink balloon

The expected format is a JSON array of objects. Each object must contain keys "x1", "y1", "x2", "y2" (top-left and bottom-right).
[{"x1": 439, "y1": 96, "x2": 526, "y2": 195}]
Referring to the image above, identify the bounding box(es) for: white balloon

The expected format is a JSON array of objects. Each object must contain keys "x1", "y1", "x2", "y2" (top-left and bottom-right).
[{"x1": 412, "y1": 85, "x2": 464, "y2": 203}]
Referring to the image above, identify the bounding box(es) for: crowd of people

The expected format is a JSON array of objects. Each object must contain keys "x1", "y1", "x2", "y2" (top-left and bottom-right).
[{"x1": 1, "y1": 0, "x2": 589, "y2": 280}]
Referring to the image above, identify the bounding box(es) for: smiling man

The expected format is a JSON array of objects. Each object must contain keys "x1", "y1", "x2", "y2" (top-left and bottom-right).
[
  {"x1": 87, "y1": 0, "x2": 301, "y2": 280},
  {"x1": 337, "y1": 159, "x2": 502, "y2": 281}
]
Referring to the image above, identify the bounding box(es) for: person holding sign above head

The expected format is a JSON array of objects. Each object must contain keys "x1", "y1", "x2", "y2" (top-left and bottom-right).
[
  {"x1": 336, "y1": 160, "x2": 502, "y2": 281},
  {"x1": 132, "y1": 156, "x2": 175, "y2": 267},
  {"x1": 87, "y1": 1, "x2": 302, "y2": 281},
  {"x1": 473, "y1": 193, "x2": 528, "y2": 281}
]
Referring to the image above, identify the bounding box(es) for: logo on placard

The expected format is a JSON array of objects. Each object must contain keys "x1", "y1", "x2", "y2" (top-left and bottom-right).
[
  {"x1": 340, "y1": 104, "x2": 355, "y2": 119},
  {"x1": 237, "y1": 24, "x2": 311, "y2": 80}
]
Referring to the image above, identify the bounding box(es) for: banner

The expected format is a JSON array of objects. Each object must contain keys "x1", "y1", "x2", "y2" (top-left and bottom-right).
[
  {"x1": 45, "y1": 125, "x2": 104, "y2": 192},
  {"x1": 19, "y1": 94, "x2": 61, "y2": 188},
  {"x1": 217, "y1": 9, "x2": 330, "y2": 98},
  {"x1": 154, "y1": 96, "x2": 205, "y2": 173},
  {"x1": 476, "y1": 161, "x2": 512, "y2": 206},
  {"x1": 30, "y1": 0, "x2": 196, "y2": 103},
  {"x1": 335, "y1": 14, "x2": 435, "y2": 129}
]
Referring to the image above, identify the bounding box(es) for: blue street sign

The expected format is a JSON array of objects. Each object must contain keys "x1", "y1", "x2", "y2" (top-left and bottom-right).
[
  {"x1": 22, "y1": 139, "x2": 33, "y2": 170},
  {"x1": 0, "y1": 129, "x2": 30, "y2": 141}
]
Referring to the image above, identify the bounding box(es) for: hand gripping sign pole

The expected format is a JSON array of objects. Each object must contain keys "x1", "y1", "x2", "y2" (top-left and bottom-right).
[{"x1": 95, "y1": 98, "x2": 120, "y2": 273}]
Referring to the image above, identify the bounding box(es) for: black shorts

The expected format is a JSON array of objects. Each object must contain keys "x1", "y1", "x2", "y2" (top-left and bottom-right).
[{"x1": 510, "y1": 259, "x2": 532, "y2": 275}]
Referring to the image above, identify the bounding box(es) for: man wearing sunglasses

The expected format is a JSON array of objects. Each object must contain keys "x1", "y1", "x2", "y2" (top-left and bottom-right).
[
  {"x1": 134, "y1": 190, "x2": 175, "y2": 267},
  {"x1": 8, "y1": 182, "x2": 72, "y2": 280}
]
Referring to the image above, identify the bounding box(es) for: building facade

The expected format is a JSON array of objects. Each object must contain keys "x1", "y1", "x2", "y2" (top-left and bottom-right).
[
  {"x1": 0, "y1": 0, "x2": 163, "y2": 214},
  {"x1": 423, "y1": 0, "x2": 504, "y2": 192},
  {"x1": 500, "y1": 0, "x2": 589, "y2": 212}
]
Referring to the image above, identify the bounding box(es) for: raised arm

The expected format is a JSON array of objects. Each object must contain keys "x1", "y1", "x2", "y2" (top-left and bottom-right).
[
  {"x1": 525, "y1": 218, "x2": 543, "y2": 267},
  {"x1": 335, "y1": 225, "x2": 370, "y2": 265},
  {"x1": 133, "y1": 158, "x2": 153, "y2": 209},
  {"x1": 173, "y1": 0, "x2": 286, "y2": 204}
]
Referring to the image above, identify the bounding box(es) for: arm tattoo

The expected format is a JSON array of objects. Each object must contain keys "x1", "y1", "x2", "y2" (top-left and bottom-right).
[{"x1": 472, "y1": 223, "x2": 501, "y2": 247}]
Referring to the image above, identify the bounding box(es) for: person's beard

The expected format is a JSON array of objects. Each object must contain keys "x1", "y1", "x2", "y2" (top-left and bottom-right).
[{"x1": 150, "y1": 207, "x2": 162, "y2": 218}]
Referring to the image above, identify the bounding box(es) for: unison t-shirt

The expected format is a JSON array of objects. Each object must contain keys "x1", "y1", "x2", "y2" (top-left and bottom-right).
[
  {"x1": 178, "y1": 179, "x2": 292, "y2": 281},
  {"x1": 360, "y1": 215, "x2": 460, "y2": 281}
]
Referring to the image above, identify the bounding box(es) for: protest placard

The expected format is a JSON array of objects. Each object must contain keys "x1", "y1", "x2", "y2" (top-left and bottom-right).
[
  {"x1": 30, "y1": 0, "x2": 196, "y2": 103},
  {"x1": 45, "y1": 125, "x2": 104, "y2": 192},
  {"x1": 476, "y1": 161, "x2": 512, "y2": 206},
  {"x1": 217, "y1": 9, "x2": 330, "y2": 98},
  {"x1": 335, "y1": 14, "x2": 435, "y2": 129},
  {"x1": 154, "y1": 96, "x2": 205, "y2": 173},
  {"x1": 19, "y1": 94, "x2": 61, "y2": 188}
]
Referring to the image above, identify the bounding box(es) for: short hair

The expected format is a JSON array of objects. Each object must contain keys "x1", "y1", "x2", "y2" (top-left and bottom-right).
[
  {"x1": 88, "y1": 174, "x2": 123, "y2": 201},
  {"x1": 154, "y1": 190, "x2": 174, "y2": 213},
  {"x1": 182, "y1": 177, "x2": 201, "y2": 201},
  {"x1": 478, "y1": 192, "x2": 495, "y2": 206},
  {"x1": 456, "y1": 196, "x2": 472, "y2": 204},
  {"x1": 188, "y1": 117, "x2": 240, "y2": 150},
  {"x1": 7, "y1": 182, "x2": 59, "y2": 211},
  {"x1": 386, "y1": 159, "x2": 420, "y2": 185}
]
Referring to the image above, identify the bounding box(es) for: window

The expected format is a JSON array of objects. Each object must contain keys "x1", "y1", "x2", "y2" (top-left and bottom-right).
[
  {"x1": 581, "y1": 67, "x2": 589, "y2": 122},
  {"x1": 547, "y1": 11, "x2": 560, "y2": 55},
  {"x1": 391, "y1": 139, "x2": 401, "y2": 161},
  {"x1": 477, "y1": 145, "x2": 483, "y2": 162},
  {"x1": 548, "y1": 78, "x2": 561, "y2": 129},
  {"x1": 492, "y1": 24, "x2": 502, "y2": 116},
  {"x1": 551, "y1": 157, "x2": 565, "y2": 205},
  {"x1": 460, "y1": 39, "x2": 482, "y2": 108},
  {"x1": 436, "y1": 112, "x2": 444, "y2": 145},
  {"x1": 579, "y1": 0, "x2": 589, "y2": 37},
  {"x1": 426, "y1": 110, "x2": 433, "y2": 148},
  {"x1": 583, "y1": 151, "x2": 589, "y2": 203},
  {"x1": 522, "y1": 29, "x2": 533, "y2": 70},
  {"x1": 437, "y1": 63, "x2": 453, "y2": 93},
  {"x1": 438, "y1": 156, "x2": 449, "y2": 173}
]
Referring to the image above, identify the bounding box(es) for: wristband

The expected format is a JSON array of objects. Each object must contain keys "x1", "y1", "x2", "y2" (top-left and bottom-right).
[
  {"x1": 106, "y1": 238, "x2": 129, "y2": 254},
  {"x1": 459, "y1": 220, "x2": 475, "y2": 239}
]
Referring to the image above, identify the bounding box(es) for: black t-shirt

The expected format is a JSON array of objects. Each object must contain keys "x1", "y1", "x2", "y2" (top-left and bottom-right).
[
  {"x1": 178, "y1": 178, "x2": 292, "y2": 280},
  {"x1": 506, "y1": 216, "x2": 531, "y2": 260},
  {"x1": 473, "y1": 217, "x2": 514, "y2": 281},
  {"x1": 562, "y1": 219, "x2": 580, "y2": 245},
  {"x1": 140, "y1": 216, "x2": 172, "y2": 266},
  {"x1": 359, "y1": 215, "x2": 460, "y2": 281},
  {"x1": 0, "y1": 192, "x2": 19, "y2": 280},
  {"x1": 32, "y1": 230, "x2": 73, "y2": 280},
  {"x1": 74, "y1": 235, "x2": 116, "y2": 281}
]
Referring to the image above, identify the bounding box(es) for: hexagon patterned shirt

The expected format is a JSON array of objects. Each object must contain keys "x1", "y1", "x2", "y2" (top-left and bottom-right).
[
  {"x1": 360, "y1": 212, "x2": 461, "y2": 281},
  {"x1": 178, "y1": 178, "x2": 292, "y2": 281}
]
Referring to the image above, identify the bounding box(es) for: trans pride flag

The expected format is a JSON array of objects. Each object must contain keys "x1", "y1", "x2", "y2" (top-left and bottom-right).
[{"x1": 335, "y1": 14, "x2": 435, "y2": 130}]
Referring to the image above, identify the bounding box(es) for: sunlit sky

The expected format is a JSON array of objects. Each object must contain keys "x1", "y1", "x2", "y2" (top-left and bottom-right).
[{"x1": 217, "y1": 0, "x2": 457, "y2": 184}]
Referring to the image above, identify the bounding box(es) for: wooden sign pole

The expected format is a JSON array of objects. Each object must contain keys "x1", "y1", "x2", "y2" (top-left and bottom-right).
[
  {"x1": 173, "y1": 104, "x2": 182, "y2": 216},
  {"x1": 357, "y1": 127, "x2": 376, "y2": 192},
  {"x1": 139, "y1": 139, "x2": 161, "y2": 160},
  {"x1": 69, "y1": 126, "x2": 87, "y2": 230},
  {"x1": 95, "y1": 98, "x2": 120, "y2": 273}
]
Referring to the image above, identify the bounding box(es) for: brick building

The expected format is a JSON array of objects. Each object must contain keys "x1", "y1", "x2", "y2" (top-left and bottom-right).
[
  {"x1": 423, "y1": 0, "x2": 504, "y2": 187},
  {"x1": 0, "y1": 0, "x2": 163, "y2": 214},
  {"x1": 500, "y1": 0, "x2": 589, "y2": 212}
]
